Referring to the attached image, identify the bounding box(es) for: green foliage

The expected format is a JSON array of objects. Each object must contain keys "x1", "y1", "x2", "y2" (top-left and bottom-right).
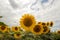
[{"x1": 0, "y1": 22, "x2": 7, "y2": 26}]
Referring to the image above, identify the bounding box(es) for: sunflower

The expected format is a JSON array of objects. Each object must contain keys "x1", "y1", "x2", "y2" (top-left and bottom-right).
[
  {"x1": 38, "y1": 22, "x2": 42, "y2": 24},
  {"x1": 43, "y1": 25, "x2": 50, "y2": 34},
  {"x1": 20, "y1": 14, "x2": 36, "y2": 31},
  {"x1": 38, "y1": 22, "x2": 47, "y2": 27},
  {"x1": 31, "y1": 24, "x2": 43, "y2": 35},
  {"x1": 11, "y1": 26, "x2": 20, "y2": 32},
  {"x1": 42, "y1": 22, "x2": 46, "y2": 26},
  {"x1": 57, "y1": 30, "x2": 60, "y2": 34},
  {"x1": 49, "y1": 21, "x2": 54, "y2": 27},
  {"x1": 6, "y1": 27, "x2": 11, "y2": 33},
  {"x1": 46, "y1": 22, "x2": 50, "y2": 26},
  {"x1": 14, "y1": 33, "x2": 21, "y2": 39},
  {"x1": 0, "y1": 25, "x2": 8, "y2": 33}
]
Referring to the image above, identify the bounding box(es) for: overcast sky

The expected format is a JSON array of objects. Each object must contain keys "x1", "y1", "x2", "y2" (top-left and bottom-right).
[{"x1": 0, "y1": 0, "x2": 60, "y2": 32}]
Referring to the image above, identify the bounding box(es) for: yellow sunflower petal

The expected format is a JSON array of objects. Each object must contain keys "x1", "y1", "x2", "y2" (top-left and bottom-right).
[{"x1": 20, "y1": 14, "x2": 36, "y2": 31}]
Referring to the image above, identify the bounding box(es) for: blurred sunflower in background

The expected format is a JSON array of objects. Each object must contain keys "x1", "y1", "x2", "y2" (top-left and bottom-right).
[
  {"x1": 14, "y1": 33, "x2": 21, "y2": 39},
  {"x1": 38, "y1": 22, "x2": 46, "y2": 26},
  {"x1": 43, "y1": 25, "x2": 50, "y2": 34},
  {"x1": 38, "y1": 22, "x2": 42, "y2": 24},
  {"x1": 11, "y1": 26, "x2": 20, "y2": 32},
  {"x1": 31, "y1": 24, "x2": 43, "y2": 35},
  {"x1": 56, "y1": 30, "x2": 60, "y2": 34},
  {"x1": 49, "y1": 21, "x2": 54, "y2": 27},
  {"x1": 46, "y1": 22, "x2": 50, "y2": 26},
  {"x1": 6, "y1": 27, "x2": 11, "y2": 33},
  {"x1": 42, "y1": 22, "x2": 46, "y2": 26},
  {"x1": 20, "y1": 14, "x2": 36, "y2": 31},
  {"x1": 0, "y1": 25, "x2": 8, "y2": 33}
]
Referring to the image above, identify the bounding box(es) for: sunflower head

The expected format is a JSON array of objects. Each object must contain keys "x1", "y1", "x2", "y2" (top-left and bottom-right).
[
  {"x1": 14, "y1": 33, "x2": 21, "y2": 39},
  {"x1": 43, "y1": 25, "x2": 50, "y2": 34},
  {"x1": 31, "y1": 24, "x2": 43, "y2": 35},
  {"x1": 50, "y1": 21, "x2": 54, "y2": 27},
  {"x1": 57, "y1": 30, "x2": 60, "y2": 34},
  {"x1": 12, "y1": 26, "x2": 20, "y2": 32},
  {"x1": 46, "y1": 22, "x2": 50, "y2": 26},
  {"x1": 20, "y1": 14, "x2": 36, "y2": 31},
  {"x1": 0, "y1": 25, "x2": 8, "y2": 33}
]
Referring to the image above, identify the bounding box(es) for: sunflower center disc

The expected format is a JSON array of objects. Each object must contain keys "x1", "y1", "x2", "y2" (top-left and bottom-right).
[
  {"x1": 47, "y1": 22, "x2": 49, "y2": 26},
  {"x1": 50, "y1": 22, "x2": 53, "y2": 26},
  {"x1": 1, "y1": 26, "x2": 6, "y2": 30},
  {"x1": 24, "y1": 18, "x2": 32, "y2": 27},
  {"x1": 15, "y1": 27, "x2": 18, "y2": 30},
  {"x1": 34, "y1": 25, "x2": 40, "y2": 32},
  {"x1": 16, "y1": 34, "x2": 20, "y2": 36}
]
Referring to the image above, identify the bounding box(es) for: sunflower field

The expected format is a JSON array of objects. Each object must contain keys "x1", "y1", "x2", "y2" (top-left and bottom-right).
[{"x1": 0, "y1": 14, "x2": 60, "y2": 40}]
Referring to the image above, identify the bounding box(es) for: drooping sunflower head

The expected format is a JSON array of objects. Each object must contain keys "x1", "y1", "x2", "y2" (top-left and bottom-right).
[
  {"x1": 49, "y1": 21, "x2": 54, "y2": 27},
  {"x1": 12, "y1": 26, "x2": 20, "y2": 32},
  {"x1": 31, "y1": 24, "x2": 43, "y2": 35},
  {"x1": 20, "y1": 14, "x2": 36, "y2": 31},
  {"x1": 14, "y1": 33, "x2": 21, "y2": 39},
  {"x1": 0, "y1": 25, "x2": 8, "y2": 33},
  {"x1": 43, "y1": 25, "x2": 50, "y2": 34}
]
